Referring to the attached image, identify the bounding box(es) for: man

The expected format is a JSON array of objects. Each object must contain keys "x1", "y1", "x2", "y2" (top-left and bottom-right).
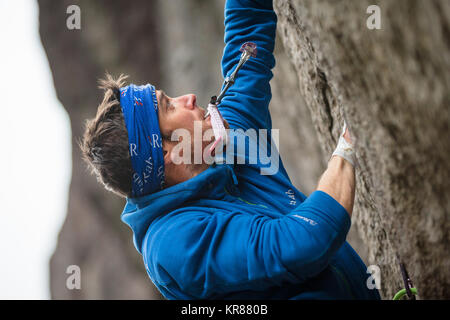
[{"x1": 81, "y1": 0, "x2": 380, "y2": 300}]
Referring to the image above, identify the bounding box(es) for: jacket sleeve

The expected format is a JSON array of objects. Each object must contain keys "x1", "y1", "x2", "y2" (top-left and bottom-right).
[
  {"x1": 219, "y1": 0, "x2": 277, "y2": 131},
  {"x1": 145, "y1": 190, "x2": 351, "y2": 299}
]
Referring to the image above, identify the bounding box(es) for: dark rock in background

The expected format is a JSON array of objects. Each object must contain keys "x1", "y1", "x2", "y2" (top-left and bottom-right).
[{"x1": 38, "y1": 0, "x2": 164, "y2": 299}]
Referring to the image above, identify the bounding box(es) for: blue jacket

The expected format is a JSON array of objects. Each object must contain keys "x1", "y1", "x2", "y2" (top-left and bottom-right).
[{"x1": 121, "y1": 0, "x2": 381, "y2": 300}]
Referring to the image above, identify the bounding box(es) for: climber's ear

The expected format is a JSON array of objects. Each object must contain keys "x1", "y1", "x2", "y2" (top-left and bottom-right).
[{"x1": 162, "y1": 139, "x2": 173, "y2": 166}]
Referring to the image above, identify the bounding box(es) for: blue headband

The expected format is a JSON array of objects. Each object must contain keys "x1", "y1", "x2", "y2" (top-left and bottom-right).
[{"x1": 119, "y1": 84, "x2": 165, "y2": 197}]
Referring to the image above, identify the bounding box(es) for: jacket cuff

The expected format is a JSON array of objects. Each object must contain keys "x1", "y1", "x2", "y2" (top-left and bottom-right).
[{"x1": 299, "y1": 190, "x2": 351, "y2": 236}]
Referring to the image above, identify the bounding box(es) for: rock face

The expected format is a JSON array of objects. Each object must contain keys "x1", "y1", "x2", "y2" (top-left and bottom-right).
[
  {"x1": 273, "y1": 0, "x2": 450, "y2": 299},
  {"x1": 39, "y1": 0, "x2": 448, "y2": 299},
  {"x1": 270, "y1": 34, "x2": 370, "y2": 271}
]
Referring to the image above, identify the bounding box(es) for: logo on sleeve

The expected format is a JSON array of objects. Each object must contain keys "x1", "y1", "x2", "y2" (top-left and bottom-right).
[
  {"x1": 285, "y1": 189, "x2": 296, "y2": 206},
  {"x1": 292, "y1": 215, "x2": 318, "y2": 226}
]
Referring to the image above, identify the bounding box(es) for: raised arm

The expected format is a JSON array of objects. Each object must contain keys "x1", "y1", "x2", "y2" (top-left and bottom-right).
[{"x1": 219, "y1": 0, "x2": 277, "y2": 131}]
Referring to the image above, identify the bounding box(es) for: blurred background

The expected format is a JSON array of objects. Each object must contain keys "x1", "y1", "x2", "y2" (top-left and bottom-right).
[
  {"x1": 0, "y1": 0, "x2": 71, "y2": 299},
  {"x1": 1, "y1": 0, "x2": 448, "y2": 299}
]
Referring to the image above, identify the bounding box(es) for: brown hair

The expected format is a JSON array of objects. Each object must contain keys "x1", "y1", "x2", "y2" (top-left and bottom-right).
[{"x1": 78, "y1": 73, "x2": 133, "y2": 198}]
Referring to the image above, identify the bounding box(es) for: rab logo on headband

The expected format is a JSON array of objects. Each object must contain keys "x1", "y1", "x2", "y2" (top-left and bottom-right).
[{"x1": 119, "y1": 84, "x2": 165, "y2": 197}]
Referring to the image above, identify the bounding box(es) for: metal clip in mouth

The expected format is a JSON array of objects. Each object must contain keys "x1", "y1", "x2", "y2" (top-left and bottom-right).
[{"x1": 204, "y1": 41, "x2": 258, "y2": 149}]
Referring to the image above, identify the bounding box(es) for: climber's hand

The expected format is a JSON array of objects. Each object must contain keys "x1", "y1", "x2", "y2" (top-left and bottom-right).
[{"x1": 331, "y1": 120, "x2": 356, "y2": 167}]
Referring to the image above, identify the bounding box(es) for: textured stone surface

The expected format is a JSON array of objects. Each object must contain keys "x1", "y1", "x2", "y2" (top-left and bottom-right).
[
  {"x1": 274, "y1": 0, "x2": 450, "y2": 299},
  {"x1": 270, "y1": 32, "x2": 370, "y2": 267}
]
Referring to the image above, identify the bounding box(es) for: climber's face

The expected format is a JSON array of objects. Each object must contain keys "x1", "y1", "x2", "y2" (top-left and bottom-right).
[
  {"x1": 157, "y1": 90, "x2": 208, "y2": 139},
  {"x1": 156, "y1": 89, "x2": 229, "y2": 163}
]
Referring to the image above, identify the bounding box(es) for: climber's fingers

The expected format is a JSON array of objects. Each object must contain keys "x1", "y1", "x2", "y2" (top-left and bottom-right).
[
  {"x1": 332, "y1": 120, "x2": 357, "y2": 167},
  {"x1": 341, "y1": 120, "x2": 354, "y2": 145},
  {"x1": 343, "y1": 125, "x2": 352, "y2": 145}
]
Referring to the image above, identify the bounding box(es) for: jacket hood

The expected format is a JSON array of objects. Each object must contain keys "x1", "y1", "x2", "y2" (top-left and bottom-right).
[{"x1": 121, "y1": 162, "x2": 238, "y2": 254}]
